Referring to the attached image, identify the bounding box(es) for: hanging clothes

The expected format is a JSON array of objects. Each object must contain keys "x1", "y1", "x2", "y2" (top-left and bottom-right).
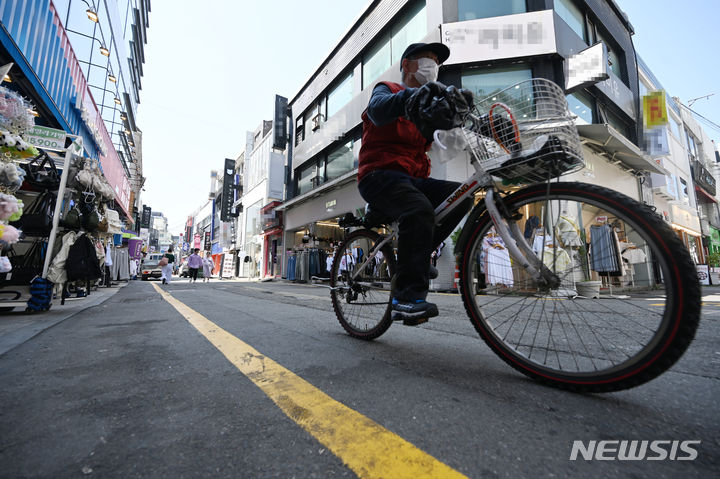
[
  {"x1": 47, "y1": 231, "x2": 79, "y2": 285},
  {"x1": 556, "y1": 215, "x2": 583, "y2": 247},
  {"x1": 287, "y1": 254, "x2": 296, "y2": 281},
  {"x1": 532, "y1": 229, "x2": 548, "y2": 256},
  {"x1": 542, "y1": 246, "x2": 573, "y2": 272},
  {"x1": 483, "y1": 235, "x2": 513, "y2": 286},
  {"x1": 326, "y1": 254, "x2": 333, "y2": 273},
  {"x1": 620, "y1": 243, "x2": 647, "y2": 264},
  {"x1": 589, "y1": 224, "x2": 624, "y2": 275},
  {"x1": 524, "y1": 215, "x2": 540, "y2": 239}
]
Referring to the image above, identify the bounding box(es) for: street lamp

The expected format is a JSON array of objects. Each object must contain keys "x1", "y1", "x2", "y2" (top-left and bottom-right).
[{"x1": 86, "y1": 8, "x2": 98, "y2": 22}]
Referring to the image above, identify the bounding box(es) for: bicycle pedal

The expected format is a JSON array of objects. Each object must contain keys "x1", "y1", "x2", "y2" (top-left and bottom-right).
[{"x1": 403, "y1": 316, "x2": 429, "y2": 326}]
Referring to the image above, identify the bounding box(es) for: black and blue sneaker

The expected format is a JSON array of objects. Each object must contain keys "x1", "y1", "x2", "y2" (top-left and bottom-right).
[{"x1": 391, "y1": 298, "x2": 439, "y2": 326}]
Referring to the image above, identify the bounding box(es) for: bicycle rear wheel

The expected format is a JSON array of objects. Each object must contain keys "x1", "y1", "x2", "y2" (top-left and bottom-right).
[
  {"x1": 331, "y1": 229, "x2": 396, "y2": 340},
  {"x1": 459, "y1": 182, "x2": 701, "y2": 392}
]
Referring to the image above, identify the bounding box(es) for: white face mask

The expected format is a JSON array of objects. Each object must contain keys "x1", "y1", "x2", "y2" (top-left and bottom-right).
[{"x1": 413, "y1": 57, "x2": 439, "y2": 85}]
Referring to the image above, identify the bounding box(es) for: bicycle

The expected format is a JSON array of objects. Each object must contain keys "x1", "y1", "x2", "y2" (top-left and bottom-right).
[{"x1": 329, "y1": 79, "x2": 701, "y2": 393}]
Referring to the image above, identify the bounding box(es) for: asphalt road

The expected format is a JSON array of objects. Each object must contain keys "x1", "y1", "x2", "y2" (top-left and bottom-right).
[{"x1": 0, "y1": 278, "x2": 718, "y2": 478}]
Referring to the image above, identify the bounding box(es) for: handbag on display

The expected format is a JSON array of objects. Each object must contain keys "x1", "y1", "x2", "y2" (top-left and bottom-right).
[
  {"x1": 79, "y1": 202, "x2": 100, "y2": 232},
  {"x1": 62, "y1": 203, "x2": 83, "y2": 230},
  {"x1": 97, "y1": 204, "x2": 109, "y2": 233},
  {"x1": 2, "y1": 240, "x2": 45, "y2": 285},
  {"x1": 10, "y1": 190, "x2": 55, "y2": 236},
  {"x1": 21, "y1": 150, "x2": 61, "y2": 191}
]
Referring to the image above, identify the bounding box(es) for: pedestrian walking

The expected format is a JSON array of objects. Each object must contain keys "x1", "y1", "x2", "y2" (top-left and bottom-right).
[
  {"x1": 160, "y1": 246, "x2": 175, "y2": 285},
  {"x1": 186, "y1": 248, "x2": 202, "y2": 283},
  {"x1": 202, "y1": 253, "x2": 214, "y2": 282}
]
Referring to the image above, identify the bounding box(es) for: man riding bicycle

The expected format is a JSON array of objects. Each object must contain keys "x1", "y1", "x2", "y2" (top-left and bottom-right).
[{"x1": 357, "y1": 42, "x2": 471, "y2": 325}]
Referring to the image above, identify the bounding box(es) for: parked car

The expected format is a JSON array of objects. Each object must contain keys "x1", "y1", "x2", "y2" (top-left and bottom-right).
[
  {"x1": 178, "y1": 261, "x2": 204, "y2": 279},
  {"x1": 140, "y1": 253, "x2": 163, "y2": 281}
]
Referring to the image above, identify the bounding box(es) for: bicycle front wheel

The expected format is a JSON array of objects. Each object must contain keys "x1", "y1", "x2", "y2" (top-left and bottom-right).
[
  {"x1": 331, "y1": 229, "x2": 397, "y2": 340},
  {"x1": 459, "y1": 182, "x2": 701, "y2": 392}
]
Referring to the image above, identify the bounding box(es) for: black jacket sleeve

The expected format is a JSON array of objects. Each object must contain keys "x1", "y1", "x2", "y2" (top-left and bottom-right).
[{"x1": 366, "y1": 84, "x2": 417, "y2": 126}]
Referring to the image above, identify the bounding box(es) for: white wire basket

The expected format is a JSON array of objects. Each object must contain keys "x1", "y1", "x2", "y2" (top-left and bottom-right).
[{"x1": 462, "y1": 78, "x2": 585, "y2": 184}]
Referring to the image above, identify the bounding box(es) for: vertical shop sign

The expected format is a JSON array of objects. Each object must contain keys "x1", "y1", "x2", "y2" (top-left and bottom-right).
[
  {"x1": 141, "y1": 206, "x2": 152, "y2": 228},
  {"x1": 220, "y1": 158, "x2": 235, "y2": 221},
  {"x1": 273, "y1": 95, "x2": 288, "y2": 150},
  {"x1": 204, "y1": 231, "x2": 211, "y2": 251},
  {"x1": 185, "y1": 216, "x2": 194, "y2": 244},
  {"x1": 643, "y1": 91, "x2": 668, "y2": 128}
]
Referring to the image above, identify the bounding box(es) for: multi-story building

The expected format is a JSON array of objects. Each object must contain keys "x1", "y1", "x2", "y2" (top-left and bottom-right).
[
  {"x1": 0, "y1": 0, "x2": 150, "y2": 224},
  {"x1": 637, "y1": 57, "x2": 714, "y2": 265},
  {"x1": 277, "y1": 0, "x2": 663, "y2": 286},
  {"x1": 149, "y1": 211, "x2": 170, "y2": 251},
  {"x1": 238, "y1": 120, "x2": 286, "y2": 278}
]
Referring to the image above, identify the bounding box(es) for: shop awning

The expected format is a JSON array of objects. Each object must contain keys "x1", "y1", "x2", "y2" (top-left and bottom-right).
[
  {"x1": 695, "y1": 185, "x2": 718, "y2": 204},
  {"x1": 577, "y1": 124, "x2": 669, "y2": 175}
]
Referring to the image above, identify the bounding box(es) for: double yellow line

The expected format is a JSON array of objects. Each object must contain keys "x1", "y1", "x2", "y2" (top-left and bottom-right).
[{"x1": 152, "y1": 283, "x2": 466, "y2": 479}]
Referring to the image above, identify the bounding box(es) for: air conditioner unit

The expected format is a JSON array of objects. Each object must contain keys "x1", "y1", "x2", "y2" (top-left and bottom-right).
[{"x1": 652, "y1": 186, "x2": 675, "y2": 200}]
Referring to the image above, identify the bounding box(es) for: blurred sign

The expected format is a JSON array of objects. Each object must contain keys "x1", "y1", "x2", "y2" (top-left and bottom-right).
[
  {"x1": 696, "y1": 264, "x2": 710, "y2": 285},
  {"x1": 273, "y1": 95, "x2": 288, "y2": 150},
  {"x1": 222, "y1": 254, "x2": 235, "y2": 278},
  {"x1": 565, "y1": 42, "x2": 609, "y2": 92},
  {"x1": 442, "y1": 11, "x2": 557, "y2": 66},
  {"x1": 141, "y1": 206, "x2": 151, "y2": 228},
  {"x1": 220, "y1": 158, "x2": 235, "y2": 221},
  {"x1": 643, "y1": 91, "x2": 668, "y2": 127},
  {"x1": 204, "y1": 231, "x2": 211, "y2": 251}
]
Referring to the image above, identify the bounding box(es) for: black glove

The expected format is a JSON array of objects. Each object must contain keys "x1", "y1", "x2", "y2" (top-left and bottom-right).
[{"x1": 405, "y1": 82, "x2": 472, "y2": 141}]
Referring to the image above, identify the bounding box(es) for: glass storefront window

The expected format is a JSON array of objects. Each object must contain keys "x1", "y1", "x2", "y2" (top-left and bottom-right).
[
  {"x1": 297, "y1": 162, "x2": 317, "y2": 196},
  {"x1": 326, "y1": 141, "x2": 354, "y2": 181},
  {"x1": 668, "y1": 114, "x2": 682, "y2": 140},
  {"x1": 363, "y1": 1, "x2": 426, "y2": 90},
  {"x1": 327, "y1": 72, "x2": 353, "y2": 118},
  {"x1": 596, "y1": 31, "x2": 623, "y2": 81},
  {"x1": 458, "y1": 0, "x2": 526, "y2": 20},
  {"x1": 362, "y1": 35, "x2": 392, "y2": 90},
  {"x1": 606, "y1": 110, "x2": 630, "y2": 139},
  {"x1": 461, "y1": 66, "x2": 533, "y2": 112},
  {"x1": 390, "y1": 2, "x2": 427, "y2": 64},
  {"x1": 567, "y1": 92, "x2": 594, "y2": 125},
  {"x1": 554, "y1": 0, "x2": 586, "y2": 42}
]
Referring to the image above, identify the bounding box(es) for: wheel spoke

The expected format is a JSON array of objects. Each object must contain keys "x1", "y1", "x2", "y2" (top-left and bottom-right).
[{"x1": 461, "y1": 182, "x2": 699, "y2": 391}]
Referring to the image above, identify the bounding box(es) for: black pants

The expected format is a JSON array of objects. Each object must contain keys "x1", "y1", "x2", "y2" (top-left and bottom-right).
[
  {"x1": 358, "y1": 170, "x2": 470, "y2": 302},
  {"x1": 189, "y1": 268, "x2": 199, "y2": 281}
]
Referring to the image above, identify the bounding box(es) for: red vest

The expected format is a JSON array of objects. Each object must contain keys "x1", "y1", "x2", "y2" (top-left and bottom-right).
[{"x1": 358, "y1": 81, "x2": 431, "y2": 181}]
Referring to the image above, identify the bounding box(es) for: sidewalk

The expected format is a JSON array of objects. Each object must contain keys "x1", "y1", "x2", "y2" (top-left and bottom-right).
[{"x1": 0, "y1": 281, "x2": 129, "y2": 357}]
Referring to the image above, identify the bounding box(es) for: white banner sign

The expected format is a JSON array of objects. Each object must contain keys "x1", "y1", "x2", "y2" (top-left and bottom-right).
[
  {"x1": 25, "y1": 125, "x2": 67, "y2": 151},
  {"x1": 441, "y1": 10, "x2": 557, "y2": 66},
  {"x1": 222, "y1": 254, "x2": 235, "y2": 278}
]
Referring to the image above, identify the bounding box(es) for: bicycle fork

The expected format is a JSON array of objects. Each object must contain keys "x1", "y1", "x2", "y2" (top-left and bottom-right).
[{"x1": 484, "y1": 189, "x2": 560, "y2": 289}]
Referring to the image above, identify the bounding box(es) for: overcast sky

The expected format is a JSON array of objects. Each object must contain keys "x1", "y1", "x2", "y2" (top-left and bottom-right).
[{"x1": 138, "y1": 0, "x2": 720, "y2": 235}]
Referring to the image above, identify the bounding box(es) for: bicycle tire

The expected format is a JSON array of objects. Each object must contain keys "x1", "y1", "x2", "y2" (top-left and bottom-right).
[
  {"x1": 459, "y1": 182, "x2": 701, "y2": 392},
  {"x1": 331, "y1": 229, "x2": 397, "y2": 340}
]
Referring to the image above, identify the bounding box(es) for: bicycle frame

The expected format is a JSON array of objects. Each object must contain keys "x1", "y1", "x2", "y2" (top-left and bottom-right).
[{"x1": 346, "y1": 126, "x2": 554, "y2": 288}]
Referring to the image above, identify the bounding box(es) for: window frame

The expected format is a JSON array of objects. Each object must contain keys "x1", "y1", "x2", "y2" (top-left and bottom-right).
[{"x1": 458, "y1": 0, "x2": 527, "y2": 21}]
